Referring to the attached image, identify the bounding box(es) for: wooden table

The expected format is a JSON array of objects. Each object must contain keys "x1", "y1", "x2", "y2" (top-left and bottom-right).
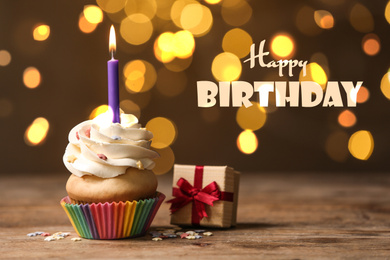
[{"x1": 1, "y1": 172, "x2": 390, "y2": 259}]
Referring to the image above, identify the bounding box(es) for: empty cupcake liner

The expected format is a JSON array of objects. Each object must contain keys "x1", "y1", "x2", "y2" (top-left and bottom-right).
[{"x1": 60, "y1": 192, "x2": 165, "y2": 239}]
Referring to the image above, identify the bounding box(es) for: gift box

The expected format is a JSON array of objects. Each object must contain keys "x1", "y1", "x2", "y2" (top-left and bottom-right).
[{"x1": 168, "y1": 164, "x2": 240, "y2": 228}]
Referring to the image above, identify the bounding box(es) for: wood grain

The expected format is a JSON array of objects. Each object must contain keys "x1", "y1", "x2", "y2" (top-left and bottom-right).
[{"x1": 1, "y1": 172, "x2": 390, "y2": 259}]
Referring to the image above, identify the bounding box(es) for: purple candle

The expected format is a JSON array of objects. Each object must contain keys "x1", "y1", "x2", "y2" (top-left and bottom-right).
[{"x1": 108, "y1": 25, "x2": 120, "y2": 123}]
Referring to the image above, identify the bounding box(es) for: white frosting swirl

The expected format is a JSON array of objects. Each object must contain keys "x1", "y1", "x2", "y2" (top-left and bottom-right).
[{"x1": 63, "y1": 113, "x2": 159, "y2": 178}]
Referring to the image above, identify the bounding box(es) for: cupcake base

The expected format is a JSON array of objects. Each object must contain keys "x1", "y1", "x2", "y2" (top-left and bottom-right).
[{"x1": 60, "y1": 192, "x2": 165, "y2": 239}]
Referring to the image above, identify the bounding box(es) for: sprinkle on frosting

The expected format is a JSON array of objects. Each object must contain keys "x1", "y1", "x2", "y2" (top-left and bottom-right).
[{"x1": 136, "y1": 160, "x2": 144, "y2": 170}]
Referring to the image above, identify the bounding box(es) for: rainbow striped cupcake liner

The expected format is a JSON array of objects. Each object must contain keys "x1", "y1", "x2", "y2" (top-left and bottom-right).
[{"x1": 60, "y1": 192, "x2": 165, "y2": 239}]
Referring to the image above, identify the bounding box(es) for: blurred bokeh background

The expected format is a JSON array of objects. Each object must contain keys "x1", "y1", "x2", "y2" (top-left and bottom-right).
[{"x1": 1, "y1": 0, "x2": 390, "y2": 174}]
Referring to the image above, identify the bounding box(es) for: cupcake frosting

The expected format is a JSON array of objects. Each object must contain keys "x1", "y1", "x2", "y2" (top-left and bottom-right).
[{"x1": 63, "y1": 113, "x2": 159, "y2": 178}]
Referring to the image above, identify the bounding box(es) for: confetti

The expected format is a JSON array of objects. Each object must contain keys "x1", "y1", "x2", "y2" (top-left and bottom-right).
[
  {"x1": 194, "y1": 230, "x2": 206, "y2": 233},
  {"x1": 34, "y1": 232, "x2": 44, "y2": 235},
  {"x1": 186, "y1": 231, "x2": 196, "y2": 236},
  {"x1": 180, "y1": 233, "x2": 189, "y2": 239},
  {"x1": 195, "y1": 235, "x2": 203, "y2": 239},
  {"x1": 44, "y1": 237, "x2": 56, "y2": 241},
  {"x1": 71, "y1": 238, "x2": 82, "y2": 242},
  {"x1": 186, "y1": 235, "x2": 196, "y2": 240},
  {"x1": 203, "y1": 232, "x2": 213, "y2": 236},
  {"x1": 98, "y1": 154, "x2": 107, "y2": 160},
  {"x1": 41, "y1": 233, "x2": 51, "y2": 236},
  {"x1": 27, "y1": 233, "x2": 37, "y2": 237},
  {"x1": 152, "y1": 237, "x2": 162, "y2": 241}
]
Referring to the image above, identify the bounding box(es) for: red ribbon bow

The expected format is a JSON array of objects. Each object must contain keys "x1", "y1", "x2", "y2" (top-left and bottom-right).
[
  {"x1": 168, "y1": 165, "x2": 234, "y2": 225},
  {"x1": 168, "y1": 177, "x2": 221, "y2": 223}
]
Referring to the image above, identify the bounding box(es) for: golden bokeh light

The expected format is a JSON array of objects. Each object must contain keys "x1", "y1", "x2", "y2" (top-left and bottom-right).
[
  {"x1": 152, "y1": 147, "x2": 175, "y2": 175},
  {"x1": 222, "y1": 28, "x2": 253, "y2": 58},
  {"x1": 156, "y1": 68, "x2": 187, "y2": 97},
  {"x1": 212, "y1": 52, "x2": 242, "y2": 81},
  {"x1": 154, "y1": 32, "x2": 176, "y2": 63},
  {"x1": 362, "y1": 34, "x2": 380, "y2": 56},
  {"x1": 124, "y1": 0, "x2": 157, "y2": 20},
  {"x1": 172, "y1": 30, "x2": 195, "y2": 58},
  {"x1": 89, "y1": 104, "x2": 109, "y2": 120},
  {"x1": 0, "y1": 98, "x2": 13, "y2": 118},
  {"x1": 348, "y1": 130, "x2": 374, "y2": 160},
  {"x1": 237, "y1": 130, "x2": 258, "y2": 154},
  {"x1": 236, "y1": 101, "x2": 267, "y2": 131},
  {"x1": 33, "y1": 24, "x2": 50, "y2": 41},
  {"x1": 23, "y1": 67, "x2": 41, "y2": 89},
  {"x1": 0, "y1": 50, "x2": 11, "y2": 66},
  {"x1": 205, "y1": 0, "x2": 222, "y2": 4},
  {"x1": 83, "y1": 5, "x2": 103, "y2": 24},
  {"x1": 171, "y1": 0, "x2": 198, "y2": 28},
  {"x1": 270, "y1": 34, "x2": 295, "y2": 59},
  {"x1": 120, "y1": 14, "x2": 153, "y2": 45},
  {"x1": 299, "y1": 62, "x2": 327, "y2": 90},
  {"x1": 79, "y1": 13, "x2": 98, "y2": 33},
  {"x1": 380, "y1": 72, "x2": 390, "y2": 100},
  {"x1": 180, "y1": 4, "x2": 213, "y2": 36},
  {"x1": 357, "y1": 86, "x2": 369, "y2": 103},
  {"x1": 24, "y1": 117, "x2": 50, "y2": 146},
  {"x1": 221, "y1": 0, "x2": 252, "y2": 26},
  {"x1": 338, "y1": 110, "x2": 357, "y2": 128},
  {"x1": 146, "y1": 117, "x2": 177, "y2": 149},
  {"x1": 120, "y1": 100, "x2": 141, "y2": 119},
  {"x1": 349, "y1": 3, "x2": 374, "y2": 33},
  {"x1": 295, "y1": 6, "x2": 322, "y2": 36},
  {"x1": 97, "y1": 0, "x2": 126, "y2": 13},
  {"x1": 325, "y1": 131, "x2": 349, "y2": 162},
  {"x1": 386, "y1": 1, "x2": 390, "y2": 24},
  {"x1": 124, "y1": 60, "x2": 156, "y2": 93},
  {"x1": 314, "y1": 10, "x2": 334, "y2": 29},
  {"x1": 154, "y1": 31, "x2": 195, "y2": 63}
]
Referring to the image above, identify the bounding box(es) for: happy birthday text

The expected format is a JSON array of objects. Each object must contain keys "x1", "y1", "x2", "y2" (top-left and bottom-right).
[{"x1": 197, "y1": 40, "x2": 363, "y2": 108}]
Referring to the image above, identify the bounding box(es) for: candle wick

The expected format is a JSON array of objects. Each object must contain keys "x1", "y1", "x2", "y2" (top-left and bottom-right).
[{"x1": 111, "y1": 50, "x2": 114, "y2": 60}]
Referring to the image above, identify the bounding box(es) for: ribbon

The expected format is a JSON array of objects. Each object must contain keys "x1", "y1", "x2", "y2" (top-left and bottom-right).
[{"x1": 168, "y1": 165, "x2": 234, "y2": 225}]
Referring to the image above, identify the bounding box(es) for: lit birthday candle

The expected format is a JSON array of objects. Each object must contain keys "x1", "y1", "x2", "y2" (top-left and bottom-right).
[{"x1": 108, "y1": 25, "x2": 120, "y2": 123}]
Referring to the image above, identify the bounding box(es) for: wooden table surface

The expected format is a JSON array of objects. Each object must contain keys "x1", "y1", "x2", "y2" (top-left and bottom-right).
[{"x1": 1, "y1": 171, "x2": 390, "y2": 259}]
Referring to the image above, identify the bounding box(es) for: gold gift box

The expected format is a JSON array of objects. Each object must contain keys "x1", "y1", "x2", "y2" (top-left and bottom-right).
[{"x1": 170, "y1": 164, "x2": 240, "y2": 228}]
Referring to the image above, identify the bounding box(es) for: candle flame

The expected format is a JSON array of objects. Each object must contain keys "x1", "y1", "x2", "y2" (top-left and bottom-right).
[{"x1": 109, "y1": 25, "x2": 116, "y2": 58}]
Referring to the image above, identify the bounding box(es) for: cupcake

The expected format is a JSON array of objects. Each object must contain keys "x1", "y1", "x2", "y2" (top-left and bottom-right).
[{"x1": 61, "y1": 112, "x2": 165, "y2": 239}]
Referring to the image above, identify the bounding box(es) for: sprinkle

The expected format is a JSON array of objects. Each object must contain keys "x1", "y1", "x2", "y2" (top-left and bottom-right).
[
  {"x1": 71, "y1": 238, "x2": 82, "y2": 242},
  {"x1": 186, "y1": 235, "x2": 196, "y2": 240},
  {"x1": 44, "y1": 237, "x2": 56, "y2": 241},
  {"x1": 27, "y1": 233, "x2": 37, "y2": 237},
  {"x1": 97, "y1": 154, "x2": 107, "y2": 160},
  {"x1": 136, "y1": 160, "x2": 144, "y2": 170},
  {"x1": 195, "y1": 235, "x2": 203, "y2": 239},
  {"x1": 111, "y1": 135, "x2": 121, "y2": 140},
  {"x1": 76, "y1": 132, "x2": 80, "y2": 140},
  {"x1": 203, "y1": 232, "x2": 213, "y2": 236},
  {"x1": 85, "y1": 127, "x2": 91, "y2": 138},
  {"x1": 152, "y1": 237, "x2": 162, "y2": 241},
  {"x1": 180, "y1": 233, "x2": 189, "y2": 239},
  {"x1": 194, "y1": 230, "x2": 206, "y2": 233},
  {"x1": 41, "y1": 233, "x2": 51, "y2": 237}
]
